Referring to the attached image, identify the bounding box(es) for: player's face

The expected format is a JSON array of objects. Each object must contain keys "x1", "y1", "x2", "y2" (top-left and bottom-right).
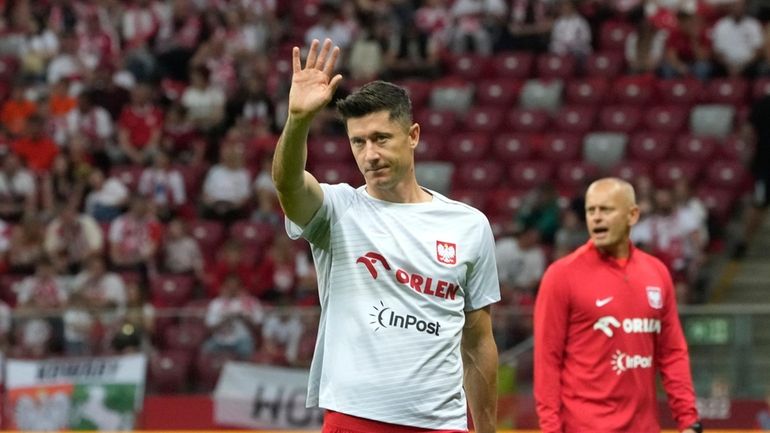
[
  {"x1": 347, "y1": 110, "x2": 419, "y2": 191},
  {"x1": 585, "y1": 185, "x2": 639, "y2": 251}
]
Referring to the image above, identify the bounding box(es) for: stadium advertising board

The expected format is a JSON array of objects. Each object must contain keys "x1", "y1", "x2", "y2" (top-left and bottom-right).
[
  {"x1": 3, "y1": 354, "x2": 146, "y2": 431},
  {"x1": 214, "y1": 362, "x2": 324, "y2": 429}
]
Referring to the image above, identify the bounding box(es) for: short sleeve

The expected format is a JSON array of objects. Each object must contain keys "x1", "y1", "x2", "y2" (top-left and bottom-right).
[
  {"x1": 285, "y1": 183, "x2": 356, "y2": 249},
  {"x1": 464, "y1": 216, "x2": 501, "y2": 311}
]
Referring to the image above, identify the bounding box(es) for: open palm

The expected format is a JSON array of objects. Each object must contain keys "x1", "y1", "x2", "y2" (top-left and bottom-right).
[{"x1": 289, "y1": 39, "x2": 343, "y2": 119}]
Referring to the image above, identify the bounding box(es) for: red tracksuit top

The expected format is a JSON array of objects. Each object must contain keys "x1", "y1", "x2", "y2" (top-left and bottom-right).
[{"x1": 534, "y1": 241, "x2": 699, "y2": 433}]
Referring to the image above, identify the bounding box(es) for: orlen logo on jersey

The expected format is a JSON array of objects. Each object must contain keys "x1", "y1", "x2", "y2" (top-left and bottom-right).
[
  {"x1": 370, "y1": 301, "x2": 441, "y2": 336},
  {"x1": 611, "y1": 350, "x2": 653, "y2": 375},
  {"x1": 593, "y1": 316, "x2": 661, "y2": 337},
  {"x1": 356, "y1": 252, "x2": 461, "y2": 301}
]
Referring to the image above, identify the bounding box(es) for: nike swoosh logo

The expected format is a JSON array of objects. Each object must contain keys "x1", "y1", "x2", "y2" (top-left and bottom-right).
[{"x1": 596, "y1": 297, "x2": 614, "y2": 307}]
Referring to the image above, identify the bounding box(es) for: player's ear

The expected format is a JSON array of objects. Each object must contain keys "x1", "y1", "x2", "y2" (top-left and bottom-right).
[
  {"x1": 409, "y1": 122, "x2": 420, "y2": 150},
  {"x1": 628, "y1": 205, "x2": 640, "y2": 227}
]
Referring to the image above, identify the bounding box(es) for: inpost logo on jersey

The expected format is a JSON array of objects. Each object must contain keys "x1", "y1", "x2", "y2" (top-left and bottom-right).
[{"x1": 369, "y1": 301, "x2": 441, "y2": 336}]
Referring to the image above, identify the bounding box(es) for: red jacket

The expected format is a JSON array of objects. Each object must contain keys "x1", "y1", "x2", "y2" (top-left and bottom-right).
[{"x1": 534, "y1": 241, "x2": 698, "y2": 433}]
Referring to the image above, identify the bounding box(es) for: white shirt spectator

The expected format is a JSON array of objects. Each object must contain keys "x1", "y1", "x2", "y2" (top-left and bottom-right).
[
  {"x1": 305, "y1": 23, "x2": 352, "y2": 51},
  {"x1": 85, "y1": 177, "x2": 129, "y2": 209},
  {"x1": 0, "y1": 168, "x2": 36, "y2": 197},
  {"x1": 550, "y1": 13, "x2": 592, "y2": 57},
  {"x1": 163, "y1": 236, "x2": 203, "y2": 274},
  {"x1": 47, "y1": 53, "x2": 84, "y2": 84},
  {"x1": 495, "y1": 236, "x2": 546, "y2": 289},
  {"x1": 138, "y1": 167, "x2": 186, "y2": 207},
  {"x1": 712, "y1": 14, "x2": 764, "y2": 69},
  {"x1": 625, "y1": 28, "x2": 668, "y2": 68},
  {"x1": 203, "y1": 164, "x2": 251, "y2": 204},
  {"x1": 15, "y1": 275, "x2": 68, "y2": 308},
  {"x1": 44, "y1": 213, "x2": 104, "y2": 261},
  {"x1": 262, "y1": 310, "x2": 304, "y2": 364},
  {"x1": 205, "y1": 294, "x2": 264, "y2": 345},
  {"x1": 631, "y1": 207, "x2": 701, "y2": 269},
  {"x1": 180, "y1": 86, "x2": 225, "y2": 124},
  {"x1": 70, "y1": 270, "x2": 127, "y2": 310},
  {"x1": 64, "y1": 106, "x2": 114, "y2": 145}
]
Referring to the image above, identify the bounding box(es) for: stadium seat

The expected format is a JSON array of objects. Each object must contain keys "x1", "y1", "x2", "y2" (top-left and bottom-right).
[
  {"x1": 598, "y1": 105, "x2": 642, "y2": 133},
  {"x1": 752, "y1": 78, "x2": 770, "y2": 100},
  {"x1": 583, "y1": 132, "x2": 627, "y2": 170},
  {"x1": 163, "y1": 321, "x2": 208, "y2": 353},
  {"x1": 173, "y1": 163, "x2": 207, "y2": 199},
  {"x1": 109, "y1": 165, "x2": 143, "y2": 190},
  {"x1": 195, "y1": 351, "x2": 236, "y2": 392},
  {"x1": 454, "y1": 160, "x2": 505, "y2": 190},
  {"x1": 399, "y1": 80, "x2": 433, "y2": 110},
  {"x1": 492, "y1": 133, "x2": 534, "y2": 162},
  {"x1": 610, "y1": 160, "x2": 652, "y2": 182},
  {"x1": 430, "y1": 82, "x2": 474, "y2": 113},
  {"x1": 690, "y1": 104, "x2": 735, "y2": 138},
  {"x1": 720, "y1": 135, "x2": 753, "y2": 161},
  {"x1": 451, "y1": 188, "x2": 491, "y2": 211},
  {"x1": 704, "y1": 78, "x2": 749, "y2": 105},
  {"x1": 447, "y1": 53, "x2": 491, "y2": 80},
  {"x1": 416, "y1": 161, "x2": 455, "y2": 195},
  {"x1": 488, "y1": 188, "x2": 528, "y2": 216},
  {"x1": 643, "y1": 106, "x2": 688, "y2": 133},
  {"x1": 628, "y1": 131, "x2": 673, "y2": 161},
  {"x1": 696, "y1": 186, "x2": 735, "y2": 223},
  {"x1": 536, "y1": 54, "x2": 576, "y2": 79},
  {"x1": 415, "y1": 108, "x2": 457, "y2": 135},
  {"x1": 506, "y1": 108, "x2": 550, "y2": 133},
  {"x1": 612, "y1": 77, "x2": 654, "y2": 105},
  {"x1": 446, "y1": 132, "x2": 491, "y2": 161},
  {"x1": 657, "y1": 79, "x2": 703, "y2": 106},
  {"x1": 519, "y1": 79, "x2": 564, "y2": 112},
  {"x1": 565, "y1": 78, "x2": 609, "y2": 105},
  {"x1": 675, "y1": 135, "x2": 718, "y2": 161},
  {"x1": 308, "y1": 136, "x2": 352, "y2": 163},
  {"x1": 654, "y1": 160, "x2": 701, "y2": 188},
  {"x1": 490, "y1": 51, "x2": 534, "y2": 79},
  {"x1": 230, "y1": 221, "x2": 274, "y2": 249},
  {"x1": 150, "y1": 274, "x2": 195, "y2": 308},
  {"x1": 461, "y1": 106, "x2": 505, "y2": 133},
  {"x1": 509, "y1": 160, "x2": 555, "y2": 189},
  {"x1": 188, "y1": 219, "x2": 226, "y2": 252},
  {"x1": 312, "y1": 162, "x2": 361, "y2": 185},
  {"x1": 585, "y1": 51, "x2": 624, "y2": 78},
  {"x1": 553, "y1": 105, "x2": 597, "y2": 133},
  {"x1": 705, "y1": 160, "x2": 747, "y2": 189},
  {"x1": 540, "y1": 133, "x2": 582, "y2": 161},
  {"x1": 0, "y1": 274, "x2": 24, "y2": 306},
  {"x1": 415, "y1": 133, "x2": 447, "y2": 161},
  {"x1": 475, "y1": 79, "x2": 522, "y2": 107},
  {"x1": 557, "y1": 161, "x2": 600, "y2": 190},
  {"x1": 599, "y1": 21, "x2": 634, "y2": 52},
  {"x1": 149, "y1": 350, "x2": 192, "y2": 393}
]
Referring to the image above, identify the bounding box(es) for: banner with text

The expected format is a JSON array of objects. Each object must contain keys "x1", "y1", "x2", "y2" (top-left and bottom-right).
[
  {"x1": 3, "y1": 354, "x2": 146, "y2": 431},
  {"x1": 214, "y1": 362, "x2": 324, "y2": 429}
]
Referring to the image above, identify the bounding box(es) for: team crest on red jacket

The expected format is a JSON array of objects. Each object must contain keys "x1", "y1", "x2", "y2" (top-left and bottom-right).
[
  {"x1": 436, "y1": 241, "x2": 457, "y2": 265},
  {"x1": 646, "y1": 286, "x2": 663, "y2": 309}
]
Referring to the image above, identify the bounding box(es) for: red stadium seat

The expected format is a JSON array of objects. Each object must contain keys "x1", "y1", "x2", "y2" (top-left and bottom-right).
[
  {"x1": 704, "y1": 78, "x2": 749, "y2": 105},
  {"x1": 308, "y1": 136, "x2": 352, "y2": 163},
  {"x1": 188, "y1": 219, "x2": 226, "y2": 252},
  {"x1": 598, "y1": 105, "x2": 642, "y2": 132},
  {"x1": 557, "y1": 161, "x2": 599, "y2": 190},
  {"x1": 643, "y1": 106, "x2": 688, "y2": 133},
  {"x1": 696, "y1": 187, "x2": 735, "y2": 223},
  {"x1": 0, "y1": 274, "x2": 24, "y2": 307},
  {"x1": 654, "y1": 160, "x2": 701, "y2": 188},
  {"x1": 628, "y1": 132, "x2": 673, "y2": 161},
  {"x1": 415, "y1": 108, "x2": 457, "y2": 134},
  {"x1": 536, "y1": 54, "x2": 576, "y2": 79},
  {"x1": 447, "y1": 53, "x2": 491, "y2": 80},
  {"x1": 475, "y1": 79, "x2": 522, "y2": 107},
  {"x1": 610, "y1": 160, "x2": 652, "y2": 182},
  {"x1": 674, "y1": 135, "x2": 718, "y2": 161},
  {"x1": 585, "y1": 51, "x2": 624, "y2": 78},
  {"x1": 451, "y1": 188, "x2": 491, "y2": 211},
  {"x1": 612, "y1": 77, "x2": 654, "y2": 105},
  {"x1": 492, "y1": 133, "x2": 534, "y2": 162},
  {"x1": 109, "y1": 165, "x2": 143, "y2": 190},
  {"x1": 705, "y1": 160, "x2": 747, "y2": 189},
  {"x1": 163, "y1": 321, "x2": 208, "y2": 352},
  {"x1": 565, "y1": 78, "x2": 609, "y2": 105},
  {"x1": 752, "y1": 78, "x2": 770, "y2": 100},
  {"x1": 488, "y1": 188, "x2": 528, "y2": 216},
  {"x1": 415, "y1": 133, "x2": 447, "y2": 161},
  {"x1": 446, "y1": 132, "x2": 491, "y2": 162},
  {"x1": 150, "y1": 274, "x2": 195, "y2": 308},
  {"x1": 312, "y1": 162, "x2": 361, "y2": 185},
  {"x1": 509, "y1": 160, "x2": 555, "y2": 189},
  {"x1": 657, "y1": 79, "x2": 703, "y2": 105},
  {"x1": 195, "y1": 351, "x2": 236, "y2": 392},
  {"x1": 599, "y1": 21, "x2": 634, "y2": 52},
  {"x1": 149, "y1": 350, "x2": 192, "y2": 393},
  {"x1": 399, "y1": 80, "x2": 432, "y2": 109},
  {"x1": 230, "y1": 221, "x2": 274, "y2": 248},
  {"x1": 461, "y1": 106, "x2": 505, "y2": 133},
  {"x1": 553, "y1": 105, "x2": 597, "y2": 133},
  {"x1": 490, "y1": 51, "x2": 534, "y2": 79},
  {"x1": 540, "y1": 133, "x2": 582, "y2": 161},
  {"x1": 454, "y1": 160, "x2": 505, "y2": 190},
  {"x1": 720, "y1": 135, "x2": 753, "y2": 161},
  {"x1": 173, "y1": 163, "x2": 207, "y2": 199},
  {"x1": 506, "y1": 108, "x2": 550, "y2": 133}
]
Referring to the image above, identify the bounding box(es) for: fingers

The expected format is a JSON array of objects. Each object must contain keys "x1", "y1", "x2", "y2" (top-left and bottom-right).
[
  {"x1": 329, "y1": 73, "x2": 344, "y2": 94},
  {"x1": 305, "y1": 39, "x2": 320, "y2": 69},
  {"x1": 323, "y1": 46, "x2": 341, "y2": 77},
  {"x1": 315, "y1": 39, "x2": 333, "y2": 70},
  {"x1": 292, "y1": 46, "x2": 300, "y2": 74}
]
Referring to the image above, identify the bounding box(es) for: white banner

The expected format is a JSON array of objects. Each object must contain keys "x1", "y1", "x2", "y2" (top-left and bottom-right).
[
  {"x1": 5, "y1": 353, "x2": 146, "y2": 388},
  {"x1": 214, "y1": 362, "x2": 324, "y2": 429}
]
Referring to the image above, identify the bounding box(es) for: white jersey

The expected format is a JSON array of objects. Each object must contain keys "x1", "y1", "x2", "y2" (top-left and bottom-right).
[{"x1": 287, "y1": 183, "x2": 500, "y2": 429}]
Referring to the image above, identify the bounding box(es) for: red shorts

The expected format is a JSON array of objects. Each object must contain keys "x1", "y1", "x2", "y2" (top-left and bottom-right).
[{"x1": 322, "y1": 410, "x2": 468, "y2": 433}]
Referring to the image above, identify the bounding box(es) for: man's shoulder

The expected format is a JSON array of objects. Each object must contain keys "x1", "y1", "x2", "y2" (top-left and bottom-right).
[{"x1": 547, "y1": 243, "x2": 592, "y2": 273}]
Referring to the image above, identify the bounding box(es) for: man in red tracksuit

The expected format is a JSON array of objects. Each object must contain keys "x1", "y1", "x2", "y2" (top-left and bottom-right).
[{"x1": 534, "y1": 177, "x2": 702, "y2": 433}]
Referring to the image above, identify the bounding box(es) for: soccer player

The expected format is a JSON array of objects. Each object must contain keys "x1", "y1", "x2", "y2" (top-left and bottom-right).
[
  {"x1": 272, "y1": 39, "x2": 500, "y2": 433},
  {"x1": 534, "y1": 178, "x2": 702, "y2": 433}
]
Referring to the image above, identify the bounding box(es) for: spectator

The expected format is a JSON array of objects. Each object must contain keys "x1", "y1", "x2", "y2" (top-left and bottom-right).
[
  {"x1": 225, "y1": 75, "x2": 277, "y2": 133},
  {"x1": 250, "y1": 154, "x2": 282, "y2": 227},
  {"x1": 0, "y1": 153, "x2": 37, "y2": 222},
  {"x1": 18, "y1": 16, "x2": 59, "y2": 83},
  {"x1": 495, "y1": 227, "x2": 546, "y2": 305},
  {"x1": 111, "y1": 280, "x2": 155, "y2": 353},
  {"x1": 554, "y1": 208, "x2": 589, "y2": 258},
  {"x1": 77, "y1": 12, "x2": 119, "y2": 73},
  {"x1": 63, "y1": 90, "x2": 115, "y2": 158},
  {"x1": 44, "y1": 204, "x2": 104, "y2": 274},
  {"x1": 162, "y1": 218, "x2": 205, "y2": 280},
  {"x1": 108, "y1": 196, "x2": 162, "y2": 274},
  {"x1": 202, "y1": 274, "x2": 264, "y2": 360},
  {"x1": 48, "y1": 80, "x2": 77, "y2": 119},
  {"x1": 138, "y1": 151, "x2": 186, "y2": 221},
  {"x1": 347, "y1": 17, "x2": 388, "y2": 81},
  {"x1": 47, "y1": 31, "x2": 87, "y2": 86},
  {"x1": 517, "y1": 183, "x2": 561, "y2": 245},
  {"x1": 206, "y1": 240, "x2": 254, "y2": 297},
  {"x1": 712, "y1": 0, "x2": 764, "y2": 77},
  {"x1": 14, "y1": 258, "x2": 68, "y2": 355},
  {"x1": 41, "y1": 154, "x2": 86, "y2": 213},
  {"x1": 0, "y1": 217, "x2": 10, "y2": 272},
  {"x1": 449, "y1": 0, "x2": 507, "y2": 55},
  {"x1": 201, "y1": 143, "x2": 251, "y2": 222},
  {"x1": 415, "y1": 0, "x2": 451, "y2": 53},
  {"x1": 254, "y1": 234, "x2": 303, "y2": 303},
  {"x1": 86, "y1": 63, "x2": 132, "y2": 122},
  {"x1": 121, "y1": 0, "x2": 162, "y2": 81},
  {"x1": 70, "y1": 256, "x2": 127, "y2": 313},
  {"x1": 498, "y1": 0, "x2": 552, "y2": 52},
  {"x1": 7, "y1": 215, "x2": 46, "y2": 273},
  {"x1": 673, "y1": 178, "x2": 708, "y2": 246},
  {"x1": 84, "y1": 169, "x2": 129, "y2": 223},
  {"x1": 181, "y1": 66, "x2": 226, "y2": 131},
  {"x1": 62, "y1": 291, "x2": 104, "y2": 356},
  {"x1": 625, "y1": 10, "x2": 669, "y2": 75},
  {"x1": 550, "y1": 0, "x2": 592, "y2": 59},
  {"x1": 161, "y1": 103, "x2": 205, "y2": 164},
  {"x1": 259, "y1": 306, "x2": 304, "y2": 365},
  {"x1": 0, "y1": 83, "x2": 37, "y2": 137},
  {"x1": 154, "y1": 0, "x2": 202, "y2": 82},
  {"x1": 118, "y1": 83, "x2": 164, "y2": 165},
  {"x1": 383, "y1": 17, "x2": 442, "y2": 81},
  {"x1": 660, "y1": 10, "x2": 713, "y2": 79},
  {"x1": 11, "y1": 114, "x2": 59, "y2": 173},
  {"x1": 304, "y1": 3, "x2": 353, "y2": 53}
]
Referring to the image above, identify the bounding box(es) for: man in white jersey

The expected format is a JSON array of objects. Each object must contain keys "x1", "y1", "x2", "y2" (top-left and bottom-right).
[{"x1": 272, "y1": 38, "x2": 500, "y2": 433}]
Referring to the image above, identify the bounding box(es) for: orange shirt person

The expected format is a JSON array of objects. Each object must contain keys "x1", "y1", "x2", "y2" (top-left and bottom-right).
[{"x1": 12, "y1": 115, "x2": 59, "y2": 173}]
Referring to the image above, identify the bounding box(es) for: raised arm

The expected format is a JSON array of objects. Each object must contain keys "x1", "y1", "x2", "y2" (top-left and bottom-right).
[{"x1": 272, "y1": 39, "x2": 343, "y2": 227}]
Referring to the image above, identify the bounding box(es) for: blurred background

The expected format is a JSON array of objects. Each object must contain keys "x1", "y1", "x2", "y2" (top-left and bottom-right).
[{"x1": 0, "y1": 0, "x2": 769, "y2": 429}]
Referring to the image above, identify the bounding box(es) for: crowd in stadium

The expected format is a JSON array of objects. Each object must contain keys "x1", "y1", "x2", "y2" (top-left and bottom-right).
[{"x1": 0, "y1": 0, "x2": 766, "y2": 391}]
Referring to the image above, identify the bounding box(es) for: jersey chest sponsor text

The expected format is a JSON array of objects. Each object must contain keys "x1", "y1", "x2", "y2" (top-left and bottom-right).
[{"x1": 356, "y1": 252, "x2": 461, "y2": 301}]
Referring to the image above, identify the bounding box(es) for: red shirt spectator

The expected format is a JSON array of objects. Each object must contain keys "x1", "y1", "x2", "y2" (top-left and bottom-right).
[
  {"x1": 118, "y1": 84, "x2": 163, "y2": 162},
  {"x1": 12, "y1": 116, "x2": 59, "y2": 172},
  {"x1": 666, "y1": 16, "x2": 712, "y2": 63},
  {"x1": 0, "y1": 86, "x2": 37, "y2": 137}
]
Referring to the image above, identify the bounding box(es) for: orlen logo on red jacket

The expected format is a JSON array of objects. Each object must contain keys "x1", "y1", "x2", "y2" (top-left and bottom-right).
[{"x1": 436, "y1": 241, "x2": 457, "y2": 265}]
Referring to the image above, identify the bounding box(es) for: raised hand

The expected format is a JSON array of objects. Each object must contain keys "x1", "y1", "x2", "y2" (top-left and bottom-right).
[{"x1": 288, "y1": 38, "x2": 343, "y2": 120}]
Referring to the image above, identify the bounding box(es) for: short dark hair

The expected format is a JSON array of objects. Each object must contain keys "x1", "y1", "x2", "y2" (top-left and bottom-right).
[{"x1": 336, "y1": 81, "x2": 412, "y2": 127}]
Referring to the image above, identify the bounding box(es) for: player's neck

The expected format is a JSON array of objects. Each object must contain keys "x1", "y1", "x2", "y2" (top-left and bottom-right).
[
  {"x1": 597, "y1": 241, "x2": 631, "y2": 260},
  {"x1": 365, "y1": 178, "x2": 432, "y2": 203}
]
